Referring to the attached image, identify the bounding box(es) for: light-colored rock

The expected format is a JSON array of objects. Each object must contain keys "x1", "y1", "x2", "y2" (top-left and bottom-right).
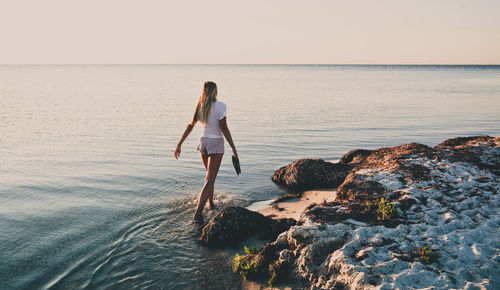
[{"x1": 260, "y1": 136, "x2": 500, "y2": 289}]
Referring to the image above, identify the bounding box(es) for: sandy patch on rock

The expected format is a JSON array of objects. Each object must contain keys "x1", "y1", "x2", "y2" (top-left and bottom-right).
[{"x1": 251, "y1": 190, "x2": 337, "y2": 220}]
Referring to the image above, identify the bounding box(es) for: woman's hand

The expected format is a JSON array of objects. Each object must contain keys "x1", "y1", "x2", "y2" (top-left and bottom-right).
[
  {"x1": 232, "y1": 148, "x2": 238, "y2": 159},
  {"x1": 174, "y1": 145, "x2": 182, "y2": 159}
]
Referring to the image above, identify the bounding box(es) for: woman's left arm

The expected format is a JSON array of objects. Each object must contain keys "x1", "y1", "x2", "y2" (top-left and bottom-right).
[
  {"x1": 175, "y1": 106, "x2": 198, "y2": 159},
  {"x1": 219, "y1": 117, "x2": 238, "y2": 158}
]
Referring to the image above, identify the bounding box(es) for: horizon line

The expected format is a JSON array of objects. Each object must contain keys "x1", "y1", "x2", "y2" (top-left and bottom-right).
[{"x1": 1, "y1": 63, "x2": 500, "y2": 66}]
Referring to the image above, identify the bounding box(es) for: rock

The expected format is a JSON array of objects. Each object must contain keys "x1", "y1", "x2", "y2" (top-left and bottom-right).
[
  {"x1": 271, "y1": 159, "x2": 351, "y2": 191},
  {"x1": 397, "y1": 163, "x2": 431, "y2": 183},
  {"x1": 435, "y1": 135, "x2": 494, "y2": 149},
  {"x1": 271, "y1": 144, "x2": 436, "y2": 193},
  {"x1": 336, "y1": 173, "x2": 386, "y2": 201},
  {"x1": 272, "y1": 137, "x2": 498, "y2": 197},
  {"x1": 339, "y1": 149, "x2": 373, "y2": 165},
  {"x1": 434, "y1": 136, "x2": 500, "y2": 175},
  {"x1": 397, "y1": 197, "x2": 418, "y2": 211},
  {"x1": 262, "y1": 217, "x2": 297, "y2": 241},
  {"x1": 255, "y1": 135, "x2": 500, "y2": 289},
  {"x1": 200, "y1": 207, "x2": 263, "y2": 247},
  {"x1": 199, "y1": 206, "x2": 296, "y2": 247},
  {"x1": 355, "y1": 249, "x2": 369, "y2": 261},
  {"x1": 304, "y1": 201, "x2": 378, "y2": 225},
  {"x1": 350, "y1": 143, "x2": 432, "y2": 171}
]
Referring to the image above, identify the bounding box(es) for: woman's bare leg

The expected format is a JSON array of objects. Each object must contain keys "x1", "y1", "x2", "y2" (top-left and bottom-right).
[
  {"x1": 200, "y1": 153, "x2": 215, "y2": 209},
  {"x1": 194, "y1": 153, "x2": 223, "y2": 221},
  {"x1": 205, "y1": 153, "x2": 222, "y2": 210}
]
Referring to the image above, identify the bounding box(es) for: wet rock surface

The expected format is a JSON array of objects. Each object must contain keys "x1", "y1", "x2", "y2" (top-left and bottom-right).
[
  {"x1": 253, "y1": 136, "x2": 500, "y2": 289},
  {"x1": 199, "y1": 206, "x2": 296, "y2": 247}
]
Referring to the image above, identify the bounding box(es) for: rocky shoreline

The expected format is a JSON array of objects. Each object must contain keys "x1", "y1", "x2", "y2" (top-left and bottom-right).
[{"x1": 200, "y1": 136, "x2": 500, "y2": 289}]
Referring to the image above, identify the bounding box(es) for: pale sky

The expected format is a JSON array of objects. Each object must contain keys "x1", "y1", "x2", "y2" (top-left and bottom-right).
[{"x1": 1, "y1": 0, "x2": 499, "y2": 64}]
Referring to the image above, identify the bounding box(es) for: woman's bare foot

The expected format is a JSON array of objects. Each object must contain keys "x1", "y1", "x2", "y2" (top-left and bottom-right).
[{"x1": 209, "y1": 202, "x2": 215, "y2": 210}]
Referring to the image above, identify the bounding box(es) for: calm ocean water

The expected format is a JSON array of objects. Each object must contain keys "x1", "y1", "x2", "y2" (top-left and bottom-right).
[{"x1": 1, "y1": 65, "x2": 499, "y2": 289}]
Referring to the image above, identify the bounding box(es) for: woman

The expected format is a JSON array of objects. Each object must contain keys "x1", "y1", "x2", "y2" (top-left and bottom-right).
[{"x1": 174, "y1": 81, "x2": 238, "y2": 222}]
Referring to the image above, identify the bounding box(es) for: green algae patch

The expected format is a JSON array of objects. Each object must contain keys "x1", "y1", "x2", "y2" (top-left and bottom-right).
[
  {"x1": 232, "y1": 245, "x2": 284, "y2": 287},
  {"x1": 416, "y1": 245, "x2": 439, "y2": 265},
  {"x1": 366, "y1": 198, "x2": 398, "y2": 221},
  {"x1": 231, "y1": 252, "x2": 265, "y2": 280}
]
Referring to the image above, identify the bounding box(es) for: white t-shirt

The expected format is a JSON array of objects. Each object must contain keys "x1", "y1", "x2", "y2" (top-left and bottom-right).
[{"x1": 200, "y1": 101, "x2": 227, "y2": 138}]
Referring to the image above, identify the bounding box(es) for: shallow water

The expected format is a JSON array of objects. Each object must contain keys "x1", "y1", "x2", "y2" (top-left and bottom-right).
[{"x1": 1, "y1": 65, "x2": 499, "y2": 289}]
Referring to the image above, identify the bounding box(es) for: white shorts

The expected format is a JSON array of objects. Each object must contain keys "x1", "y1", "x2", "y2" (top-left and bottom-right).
[{"x1": 197, "y1": 137, "x2": 224, "y2": 155}]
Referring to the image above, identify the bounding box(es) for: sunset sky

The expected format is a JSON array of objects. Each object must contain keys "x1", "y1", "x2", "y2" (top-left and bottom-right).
[{"x1": 1, "y1": 0, "x2": 499, "y2": 64}]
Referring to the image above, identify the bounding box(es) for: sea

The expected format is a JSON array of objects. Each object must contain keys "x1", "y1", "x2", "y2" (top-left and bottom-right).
[{"x1": 1, "y1": 65, "x2": 499, "y2": 289}]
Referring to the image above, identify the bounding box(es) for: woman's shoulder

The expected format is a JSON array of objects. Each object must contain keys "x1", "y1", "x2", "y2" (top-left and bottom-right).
[{"x1": 214, "y1": 101, "x2": 226, "y2": 109}]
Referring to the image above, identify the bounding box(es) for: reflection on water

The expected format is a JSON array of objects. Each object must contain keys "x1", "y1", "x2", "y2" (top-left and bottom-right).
[
  {"x1": 11, "y1": 194, "x2": 244, "y2": 289},
  {"x1": 1, "y1": 65, "x2": 499, "y2": 289}
]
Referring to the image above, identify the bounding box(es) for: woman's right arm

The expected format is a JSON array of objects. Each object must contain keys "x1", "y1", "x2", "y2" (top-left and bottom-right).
[{"x1": 174, "y1": 105, "x2": 198, "y2": 159}]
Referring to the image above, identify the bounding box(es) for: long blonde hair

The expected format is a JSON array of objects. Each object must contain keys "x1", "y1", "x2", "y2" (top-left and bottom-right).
[{"x1": 197, "y1": 81, "x2": 218, "y2": 123}]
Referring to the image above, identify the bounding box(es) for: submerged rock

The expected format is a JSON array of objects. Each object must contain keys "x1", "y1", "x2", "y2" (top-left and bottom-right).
[
  {"x1": 271, "y1": 159, "x2": 350, "y2": 191},
  {"x1": 199, "y1": 206, "x2": 295, "y2": 247}
]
